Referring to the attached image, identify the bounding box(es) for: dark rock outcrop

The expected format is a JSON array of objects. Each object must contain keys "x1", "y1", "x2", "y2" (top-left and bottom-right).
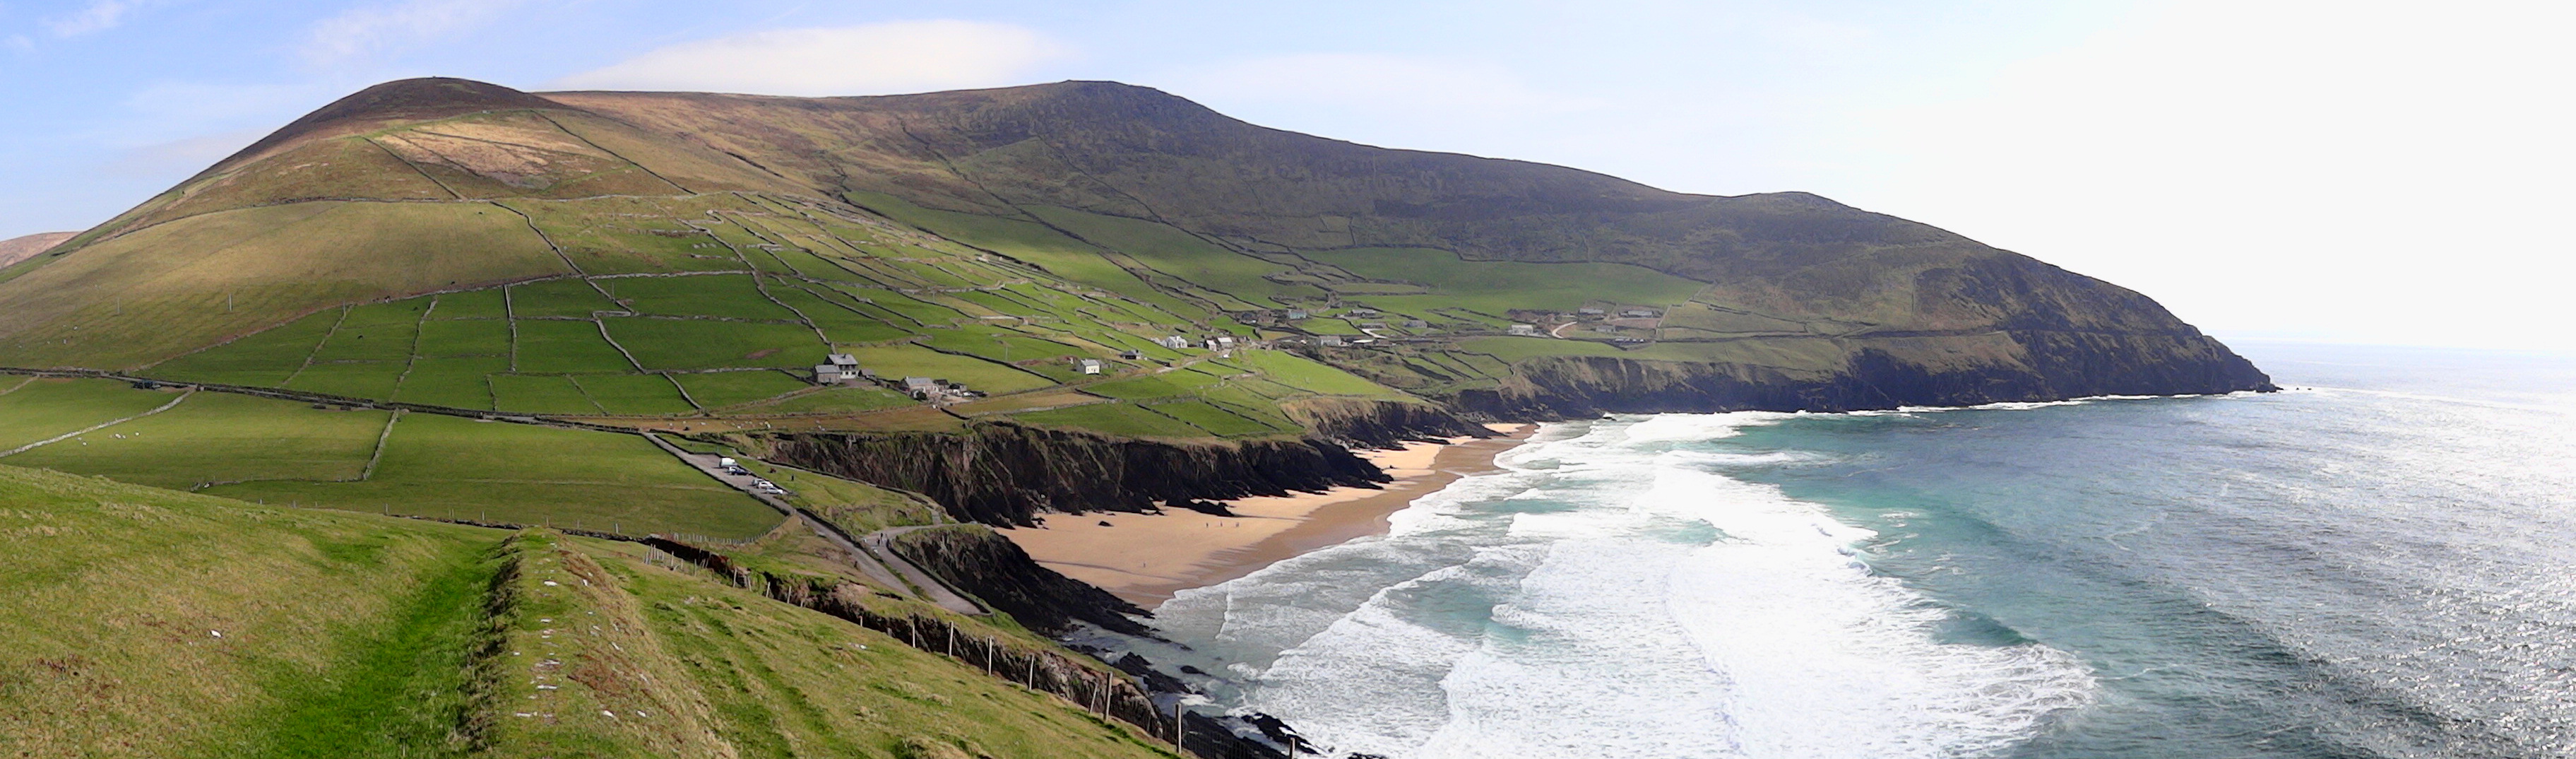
[
  {"x1": 884, "y1": 525, "x2": 1153, "y2": 637},
  {"x1": 1281, "y1": 397, "x2": 1490, "y2": 447},
  {"x1": 766, "y1": 422, "x2": 1389, "y2": 526},
  {"x1": 1450, "y1": 339, "x2": 2272, "y2": 419}
]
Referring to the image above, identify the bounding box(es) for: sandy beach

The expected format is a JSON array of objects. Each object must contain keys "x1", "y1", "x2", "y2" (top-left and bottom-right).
[{"x1": 1002, "y1": 423, "x2": 1533, "y2": 606}]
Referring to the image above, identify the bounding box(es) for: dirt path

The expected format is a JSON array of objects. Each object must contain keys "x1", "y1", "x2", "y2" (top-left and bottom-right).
[{"x1": 641, "y1": 433, "x2": 985, "y2": 614}]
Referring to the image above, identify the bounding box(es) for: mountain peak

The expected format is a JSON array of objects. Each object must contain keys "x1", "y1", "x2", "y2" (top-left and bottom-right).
[{"x1": 207, "y1": 77, "x2": 580, "y2": 177}]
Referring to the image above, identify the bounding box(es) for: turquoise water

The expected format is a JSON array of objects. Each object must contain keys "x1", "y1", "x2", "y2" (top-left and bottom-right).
[{"x1": 1114, "y1": 343, "x2": 2576, "y2": 758}]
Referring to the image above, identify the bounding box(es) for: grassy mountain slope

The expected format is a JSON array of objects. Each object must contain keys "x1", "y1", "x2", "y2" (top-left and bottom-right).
[
  {"x1": 0, "y1": 464, "x2": 1179, "y2": 758},
  {"x1": 0, "y1": 76, "x2": 2265, "y2": 432}
]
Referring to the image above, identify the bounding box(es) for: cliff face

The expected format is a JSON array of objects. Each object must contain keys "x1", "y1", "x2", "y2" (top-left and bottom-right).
[
  {"x1": 885, "y1": 526, "x2": 1153, "y2": 637},
  {"x1": 766, "y1": 423, "x2": 1389, "y2": 526},
  {"x1": 1449, "y1": 335, "x2": 2272, "y2": 418}
]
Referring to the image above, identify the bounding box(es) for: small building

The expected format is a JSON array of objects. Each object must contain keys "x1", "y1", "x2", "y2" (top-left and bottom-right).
[
  {"x1": 1403, "y1": 319, "x2": 1429, "y2": 329},
  {"x1": 1285, "y1": 309, "x2": 1310, "y2": 320},
  {"x1": 1507, "y1": 324, "x2": 1539, "y2": 336},
  {"x1": 901, "y1": 377, "x2": 940, "y2": 399},
  {"x1": 1204, "y1": 335, "x2": 1237, "y2": 350},
  {"x1": 814, "y1": 353, "x2": 865, "y2": 384},
  {"x1": 1118, "y1": 349, "x2": 1144, "y2": 360},
  {"x1": 1622, "y1": 309, "x2": 1658, "y2": 318},
  {"x1": 1348, "y1": 307, "x2": 1380, "y2": 317},
  {"x1": 1360, "y1": 322, "x2": 1387, "y2": 329},
  {"x1": 1577, "y1": 307, "x2": 1607, "y2": 317},
  {"x1": 1156, "y1": 335, "x2": 1192, "y2": 349},
  {"x1": 1318, "y1": 335, "x2": 1347, "y2": 347},
  {"x1": 1073, "y1": 358, "x2": 1105, "y2": 375}
]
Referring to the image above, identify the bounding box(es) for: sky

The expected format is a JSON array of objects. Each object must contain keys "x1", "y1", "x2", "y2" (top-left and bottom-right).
[{"x1": 1, "y1": 0, "x2": 2566, "y2": 350}]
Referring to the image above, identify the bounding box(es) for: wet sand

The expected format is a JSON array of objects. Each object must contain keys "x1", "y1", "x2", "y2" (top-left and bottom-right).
[{"x1": 1001, "y1": 423, "x2": 1533, "y2": 606}]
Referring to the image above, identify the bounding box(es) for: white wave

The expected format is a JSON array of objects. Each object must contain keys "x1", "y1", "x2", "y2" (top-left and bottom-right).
[{"x1": 1147, "y1": 416, "x2": 2096, "y2": 758}]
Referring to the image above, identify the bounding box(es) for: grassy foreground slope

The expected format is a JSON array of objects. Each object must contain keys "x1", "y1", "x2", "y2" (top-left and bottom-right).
[{"x1": 0, "y1": 466, "x2": 1177, "y2": 758}]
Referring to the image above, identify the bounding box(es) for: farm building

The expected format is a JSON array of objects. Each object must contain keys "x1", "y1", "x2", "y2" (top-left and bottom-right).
[
  {"x1": 812, "y1": 353, "x2": 866, "y2": 384},
  {"x1": 1156, "y1": 336, "x2": 1192, "y2": 349},
  {"x1": 1072, "y1": 358, "x2": 1105, "y2": 375},
  {"x1": 1507, "y1": 324, "x2": 1539, "y2": 336}
]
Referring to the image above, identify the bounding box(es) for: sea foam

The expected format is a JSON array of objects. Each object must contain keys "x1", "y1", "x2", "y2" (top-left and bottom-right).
[{"x1": 1136, "y1": 415, "x2": 2096, "y2": 758}]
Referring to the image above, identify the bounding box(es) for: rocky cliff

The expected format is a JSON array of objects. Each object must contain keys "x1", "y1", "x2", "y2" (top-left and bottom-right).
[{"x1": 765, "y1": 422, "x2": 1390, "y2": 526}]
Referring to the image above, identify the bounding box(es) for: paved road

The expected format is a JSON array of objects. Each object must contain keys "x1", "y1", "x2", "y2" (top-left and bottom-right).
[{"x1": 643, "y1": 434, "x2": 985, "y2": 615}]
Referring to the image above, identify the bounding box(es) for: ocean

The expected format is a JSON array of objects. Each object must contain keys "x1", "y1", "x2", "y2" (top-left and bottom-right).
[{"x1": 1108, "y1": 342, "x2": 2576, "y2": 758}]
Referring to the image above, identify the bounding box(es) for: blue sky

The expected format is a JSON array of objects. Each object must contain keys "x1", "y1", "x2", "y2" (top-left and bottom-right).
[{"x1": 2, "y1": 1, "x2": 2566, "y2": 350}]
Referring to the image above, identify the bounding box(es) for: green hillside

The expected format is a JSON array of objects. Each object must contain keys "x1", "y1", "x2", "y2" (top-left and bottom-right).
[{"x1": 0, "y1": 465, "x2": 1175, "y2": 758}]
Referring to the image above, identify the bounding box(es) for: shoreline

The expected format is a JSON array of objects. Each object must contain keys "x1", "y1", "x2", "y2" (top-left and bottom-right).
[{"x1": 1000, "y1": 423, "x2": 1535, "y2": 606}]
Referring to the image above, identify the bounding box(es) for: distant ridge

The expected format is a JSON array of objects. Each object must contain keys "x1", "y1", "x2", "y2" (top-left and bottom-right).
[{"x1": 0, "y1": 231, "x2": 73, "y2": 268}]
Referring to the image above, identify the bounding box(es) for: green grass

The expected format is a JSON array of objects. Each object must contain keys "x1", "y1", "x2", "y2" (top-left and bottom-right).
[
  {"x1": 489, "y1": 374, "x2": 601, "y2": 415},
  {"x1": 837, "y1": 344, "x2": 1055, "y2": 394},
  {"x1": 309, "y1": 302, "x2": 425, "y2": 363},
  {"x1": 4, "y1": 391, "x2": 387, "y2": 490},
  {"x1": 850, "y1": 192, "x2": 1206, "y2": 321},
  {"x1": 1140, "y1": 400, "x2": 1281, "y2": 437},
  {"x1": 207, "y1": 413, "x2": 782, "y2": 539},
  {"x1": 1301, "y1": 247, "x2": 1707, "y2": 313},
  {"x1": 506, "y1": 278, "x2": 619, "y2": 318},
  {"x1": 0, "y1": 201, "x2": 565, "y2": 369},
  {"x1": 1009, "y1": 402, "x2": 1205, "y2": 437},
  {"x1": 570, "y1": 373, "x2": 697, "y2": 415},
  {"x1": 0, "y1": 466, "x2": 508, "y2": 758},
  {"x1": 603, "y1": 317, "x2": 826, "y2": 370},
  {"x1": 824, "y1": 286, "x2": 966, "y2": 325},
  {"x1": 415, "y1": 317, "x2": 511, "y2": 358},
  {"x1": 739, "y1": 387, "x2": 916, "y2": 414},
  {"x1": 427, "y1": 288, "x2": 507, "y2": 319},
  {"x1": 0, "y1": 378, "x2": 184, "y2": 450},
  {"x1": 1023, "y1": 206, "x2": 1312, "y2": 307},
  {"x1": 771, "y1": 288, "x2": 916, "y2": 344},
  {"x1": 671, "y1": 370, "x2": 812, "y2": 409},
  {"x1": 145, "y1": 308, "x2": 340, "y2": 387},
  {"x1": 602, "y1": 274, "x2": 800, "y2": 321},
  {"x1": 283, "y1": 360, "x2": 410, "y2": 400},
  {"x1": 1082, "y1": 370, "x2": 1221, "y2": 400},
  {"x1": 1226, "y1": 349, "x2": 1407, "y2": 398},
  {"x1": 511, "y1": 319, "x2": 635, "y2": 374},
  {"x1": 392, "y1": 356, "x2": 505, "y2": 410}
]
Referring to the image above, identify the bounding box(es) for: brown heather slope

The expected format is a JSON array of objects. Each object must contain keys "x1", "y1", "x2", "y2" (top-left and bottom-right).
[{"x1": 0, "y1": 232, "x2": 71, "y2": 268}]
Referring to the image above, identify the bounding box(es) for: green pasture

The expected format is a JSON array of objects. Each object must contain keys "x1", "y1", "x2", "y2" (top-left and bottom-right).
[
  {"x1": 570, "y1": 373, "x2": 697, "y2": 415},
  {"x1": 413, "y1": 317, "x2": 510, "y2": 358},
  {"x1": 1010, "y1": 402, "x2": 1206, "y2": 437},
  {"x1": 1301, "y1": 247, "x2": 1707, "y2": 313},
  {"x1": 144, "y1": 307, "x2": 339, "y2": 386},
  {"x1": 837, "y1": 344, "x2": 1054, "y2": 394},
  {"x1": 391, "y1": 356, "x2": 504, "y2": 410},
  {"x1": 506, "y1": 278, "x2": 619, "y2": 317},
  {"x1": 1023, "y1": 206, "x2": 1313, "y2": 307},
  {"x1": 0, "y1": 378, "x2": 184, "y2": 450},
  {"x1": 284, "y1": 360, "x2": 408, "y2": 400},
  {"x1": 603, "y1": 317, "x2": 826, "y2": 370},
  {"x1": 603, "y1": 274, "x2": 800, "y2": 320},
  {"x1": 489, "y1": 373, "x2": 600, "y2": 415},
  {"x1": 1141, "y1": 399, "x2": 1282, "y2": 437},
  {"x1": 207, "y1": 413, "x2": 782, "y2": 539},
  {"x1": 5, "y1": 391, "x2": 387, "y2": 490},
  {"x1": 426, "y1": 288, "x2": 506, "y2": 319},
  {"x1": 739, "y1": 386, "x2": 916, "y2": 414},
  {"x1": 511, "y1": 318, "x2": 634, "y2": 373},
  {"x1": 670, "y1": 370, "x2": 811, "y2": 409}
]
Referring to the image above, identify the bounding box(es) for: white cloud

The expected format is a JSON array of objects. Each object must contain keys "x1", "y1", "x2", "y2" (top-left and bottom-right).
[
  {"x1": 551, "y1": 20, "x2": 1067, "y2": 96},
  {"x1": 302, "y1": 0, "x2": 519, "y2": 64},
  {"x1": 46, "y1": 0, "x2": 141, "y2": 37}
]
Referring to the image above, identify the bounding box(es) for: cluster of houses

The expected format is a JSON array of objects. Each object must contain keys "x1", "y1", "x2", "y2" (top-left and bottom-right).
[{"x1": 811, "y1": 354, "x2": 980, "y2": 401}]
